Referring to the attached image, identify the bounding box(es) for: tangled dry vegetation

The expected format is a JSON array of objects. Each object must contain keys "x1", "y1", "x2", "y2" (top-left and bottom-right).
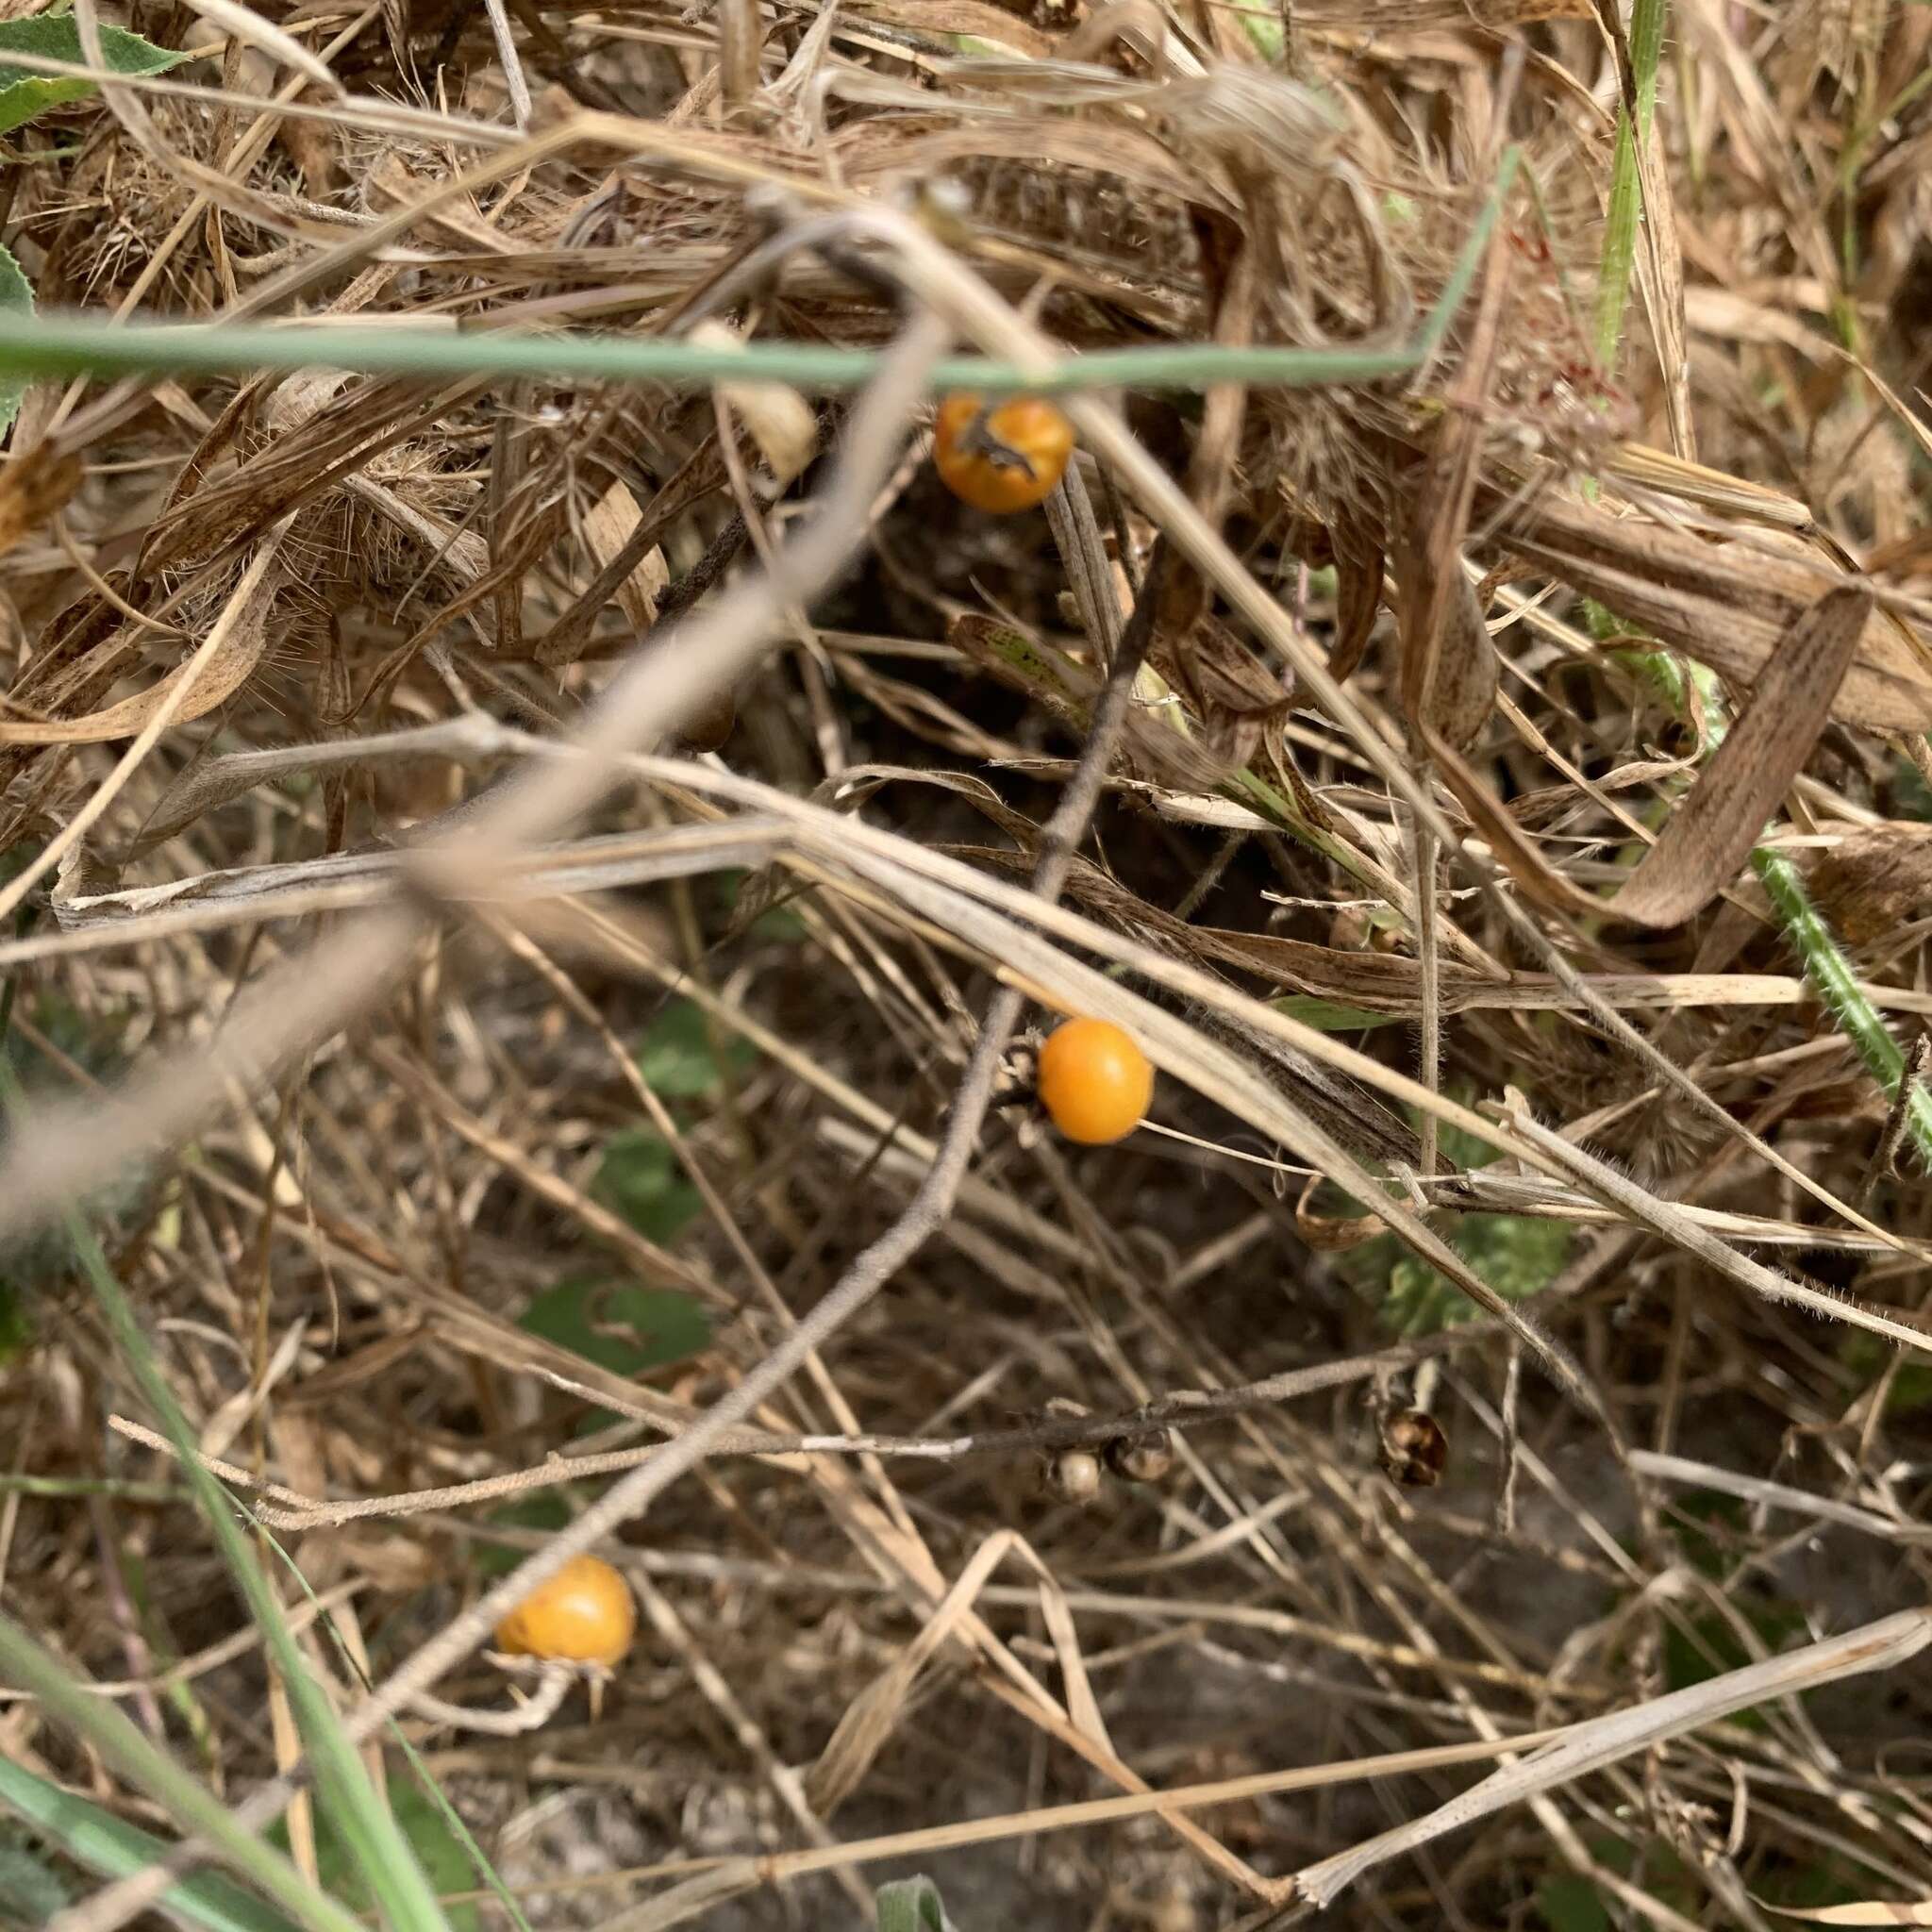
[{"x1": 1, "y1": 0, "x2": 1931, "y2": 1926}]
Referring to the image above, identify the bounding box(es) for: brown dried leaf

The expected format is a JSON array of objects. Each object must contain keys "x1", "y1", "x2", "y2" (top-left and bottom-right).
[
  {"x1": 580, "y1": 483, "x2": 670, "y2": 633},
  {"x1": 1397, "y1": 219, "x2": 1506, "y2": 751},
  {"x1": 690, "y1": 319, "x2": 818, "y2": 488},
  {"x1": 1495, "y1": 491, "x2": 1932, "y2": 731},
  {"x1": 126, "y1": 718, "x2": 502, "y2": 862},
  {"x1": 1328, "y1": 514, "x2": 1386, "y2": 687},
  {"x1": 0, "y1": 545, "x2": 286, "y2": 746},
  {"x1": 1610, "y1": 587, "x2": 1873, "y2": 925},
  {"x1": 1295, "y1": 1173, "x2": 1385, "y2": 1250},
  {"x1": 1807, "y1": 824, "x2": 1932, "y2": 946},
  {"x1": 0, "y1": 443, "x2": 84, "y2": 559},
  {"x1": 1400, "y1": 552, "x2": 1497, "y2": 752}
]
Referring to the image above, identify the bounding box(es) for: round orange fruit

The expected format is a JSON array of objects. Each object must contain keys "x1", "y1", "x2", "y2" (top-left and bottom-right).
[
  {"x1": 492, "y1": 1555, "x2": 636, "y2": 1668},
  {"x1": 1036, "y1": 1017, "x2": 1154, "y2": 1145},
  {"x1": 933, "y1": 392, "x2": 1074, "y2": 513}
]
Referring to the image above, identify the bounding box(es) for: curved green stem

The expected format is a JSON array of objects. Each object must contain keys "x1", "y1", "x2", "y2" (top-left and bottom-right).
[{"x1": 1753, "y1": 849, "x2": 1932, "y2": 1165}]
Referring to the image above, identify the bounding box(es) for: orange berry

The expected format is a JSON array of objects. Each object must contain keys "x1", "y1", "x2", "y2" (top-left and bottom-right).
[
  {"x1": 933, "y1": 392, "x2": 1074, "y2": 513},
  {"x1": 491, "y1": 1555, "x2": 636, "y2": 1668},
  {"x1": 1036, "y1": 1017, "x2": 1154, "y2": 1145}
]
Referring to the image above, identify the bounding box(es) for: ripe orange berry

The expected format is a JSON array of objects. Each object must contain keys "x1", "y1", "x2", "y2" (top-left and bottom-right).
[
  {"x1": 492, "y1": 1555, "x2": 636, "y2": 1668},
  {"x1": 1036, "y1": 1017, "x2": 1154, "y2": 1145},
  {"x1": 933, "y1": 392, "x2": 1074, "y2": 513}
]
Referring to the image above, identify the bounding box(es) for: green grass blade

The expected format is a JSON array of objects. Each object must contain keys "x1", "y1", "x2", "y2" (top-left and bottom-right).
[
  {"x1": 0, "y1": 1617, "x2": 366, "y2": 1932},
  {"x1": 1592, "y1": 0, "x2": 1668, "y2": 370},
  {"x1": 0, "y1": 1756, "x2": 308, "y2": 1932},
  {"x1": 1752, "y1": 849, "x2": 1932, "y2": 1166},
  {"x1": 0, "y1": 167, "x2": 1513, "y2": 405},
  {"x1": 249, "y1": 1516, "x2": 536, "y2": 1932},
  {"x1": 0, "y1": 312, "x2": 1422, "y2": 395},
  {"x1": 0, "y1": 1058, "x2": 453, "y2": 1932}
]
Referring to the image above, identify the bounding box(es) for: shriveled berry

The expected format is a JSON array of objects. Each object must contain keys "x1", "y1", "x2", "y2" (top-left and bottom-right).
[
  {"x1": 1106, "y1": 1426, "x2": 1174, "y2": 1483},
  {"x1": 1045, "y1": 1448, "x2": 1103, "y2": 1505},
  {"x1": 1378, "y1": 1408, "x2": 1448, "y2": 1489}
]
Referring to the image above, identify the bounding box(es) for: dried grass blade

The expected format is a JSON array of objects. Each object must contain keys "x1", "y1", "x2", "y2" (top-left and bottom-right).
[
  {"x1": 1762, "y1": 1904, "x2": 1932, "y2": 1925},
  {"x1": 1502, "y1": 1106, "x2": 1932, "y2": 1355},
  {"x1": 1292, "y1": 1607, "x2": 1932, "y2": 1909},
  {"x1": 1609, "y1": 586, "x2": 1874, "y2": 925},
  {"x1": 1396, "y1": 196, "x2": 1507, "y2": 751},
  {"x1": 126, "y1": 717, "x2": 508, "y2": 859},
  {"x1": 0, "y1": 543, "x2": 285, "y2": 746},
  {"x1": 171, "y1": 0, "x2": 341, "y2": 88}
]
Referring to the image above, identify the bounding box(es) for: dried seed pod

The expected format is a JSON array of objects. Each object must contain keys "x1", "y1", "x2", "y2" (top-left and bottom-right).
[
  {"x1": 1378, "y1": 1408, "x2": 1448, "y2": 1489},
  {"x1": 1045, "y1": 1448, "x2": 1103, "y2": 1505},
  {"x1": 1105, "y1": 1426, "x2": 1174, "y2": 1484}
]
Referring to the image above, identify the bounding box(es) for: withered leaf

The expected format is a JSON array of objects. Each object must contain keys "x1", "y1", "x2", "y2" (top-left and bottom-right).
[
  {"x1": 1610, "y1": 586, "x2": 1873, "y2": 926},
  {"x1": 1493, "y1": 490, "x2": 1932, "y2": 732},
  {"x1": 1807, "y1": 823, "x2": 1932, "y2": 948},
  {"x1": 0, "y1": 442, "x2": 83, "y2": 559},
  {"x1": 0, "y1": 531, "x2": 287, "y2": 746}
]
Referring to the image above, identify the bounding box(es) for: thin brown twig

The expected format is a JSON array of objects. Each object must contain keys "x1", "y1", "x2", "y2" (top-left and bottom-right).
[{"x1": 108, "y1": 1324, "x2": 1485, "y2": 1531}]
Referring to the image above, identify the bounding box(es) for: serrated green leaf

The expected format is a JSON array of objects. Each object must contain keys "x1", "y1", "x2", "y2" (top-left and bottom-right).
[
  {"x1": 0, "y1": 15, "x2": 185, "y2": 137},
  {"x1": 876, "y1": 1876, "x2": 956, "y2": 1932}
]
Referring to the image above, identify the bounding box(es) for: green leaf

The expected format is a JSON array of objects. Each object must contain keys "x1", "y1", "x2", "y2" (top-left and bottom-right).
[
  {"x1": 592, "y1": 1129, "x2": 702, "y2": 1244},
  {"x1": 1537, "y1": 1874, "x2": 1610, "y2": 1932},
  {"x1": 633, "y1": 999, "x2": 748, "y2": 1099},
  {"x1": 1383, "y1": 1213, "x2": 1573, "y2": 1335},
  {"x1": 519, "y1": 1276, "x2": 708, "y2": 1377},
  {"x1": 1271, "y1": 995, "x2": 1400, "y2": 1033},
  {"x1": 0, "y1": 1825, "x2": 71, "y2": 1924},
  {"x1": 1840, "y1": 1331, "x2": 1932, "y2": 1415},
  {"x1": 0, "y1": 1730, "x2": 312, "y2": 1932},
  {"x1": 876, "y1": 1877, "x2": 956, "y2": 1932},
  {"x1": 308, "y1": 1784, "x2": 481, "y2": 1932},
  {"x1": 0, "y1": 14, "x2": 185, "y2": 137},
  {"x1": 0, "y1": 242, "x2": 30, "y2": 436}
]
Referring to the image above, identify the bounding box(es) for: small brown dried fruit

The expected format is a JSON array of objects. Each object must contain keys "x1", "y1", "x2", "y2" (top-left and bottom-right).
[
  {"x1": 1105, "y1": 1426, "x2": 1174, "y2": 1483},
  {"x1": 1378, "y1": 1408, "x2": 1448, "y2": 1489}
]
